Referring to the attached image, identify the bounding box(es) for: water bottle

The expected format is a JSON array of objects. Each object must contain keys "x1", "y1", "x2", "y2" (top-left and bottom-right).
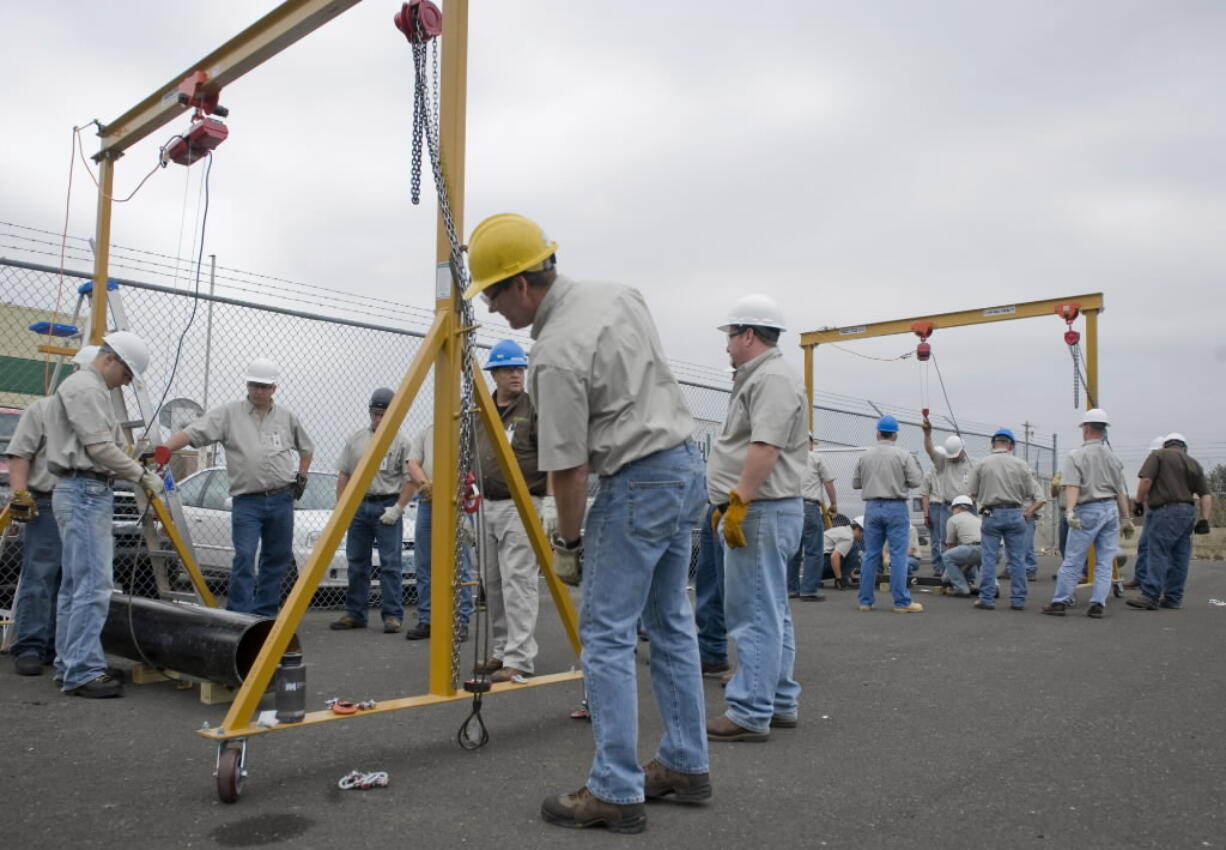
[{"x1": 274, "y1": 649, "x2": 306, "y2": 723}]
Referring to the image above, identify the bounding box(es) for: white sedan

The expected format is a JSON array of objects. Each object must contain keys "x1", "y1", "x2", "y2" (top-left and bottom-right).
[{"x1": 164, "y1": 467, "x2": 416, "y2": 594}]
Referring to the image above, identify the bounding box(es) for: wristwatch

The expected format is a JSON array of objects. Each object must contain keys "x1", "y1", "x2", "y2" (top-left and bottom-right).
[{"x1": 550, "y1": 532, "x2": 582, "y2": 551}]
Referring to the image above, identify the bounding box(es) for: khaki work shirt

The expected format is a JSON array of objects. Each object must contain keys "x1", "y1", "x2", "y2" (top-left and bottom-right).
[
  {"x1": 476, "y1": 391, "x2": 547, "y2": 500},
  {"x1": 6, "y1": 396, "x2": 57, "y2": 493},
  {"x1": 707, "y1": 348, "x2": 808, "y2": 503},
  {"x1": 43, "y1": 365, "x2": 122, "y2": 476},
  {"x1": 528, "y1": 275, "x2": 694, "y2": 476},
  {"x1": 184, "y1": 400, "x2": 314, "y2": 496},
  {"x1": 945, "y1": 510, "x2": 981, "y2": 546},
  {"x1": 337, "y1": 427, "x2": 410, "y2": 497},
  {"x1": 801, "y1": 451, "x2": 835, "y2": 502},
  {"x1": 852, "y1": 439, "x2": 922, "y2": 500},
  {"x1": 969, "y1": 450, "x2": 1042, "y2": 508},
  {"x1": 824, "y1": 525, "x2": 856, "y2": 557},
  {"x1": 932, "y1": 450, "x2": 975, "y2": 502},
  {"x1": 921, "y1": 468, "x2": 941, "y2": 504},
  {"x1": 409, "y1": 426, "x2": 433, "y2": 480},
  {"x1": 1062, "y1": 439, "x2": 1127, "y2": 504},
  {"x1": 1138, "y1": 447, "x2": 1206, "y2": 508}
]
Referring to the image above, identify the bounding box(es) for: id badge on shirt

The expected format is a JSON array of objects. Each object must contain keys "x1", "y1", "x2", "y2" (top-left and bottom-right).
[{"x1": 265, "y1": 431, "x2": 284, "y2": 451}]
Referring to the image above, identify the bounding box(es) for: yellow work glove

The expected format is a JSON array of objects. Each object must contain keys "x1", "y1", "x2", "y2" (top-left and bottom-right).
[
  {"x1": 822, "y1": 504, "x2": 836, "y2": 530},
  {"x1": 722, "y1": 490, "x2": 750, "y2": 549},
  {"x1": 1121, "y1": 519, "x2": 1136, "y2": 539},
  {"x1": 8, "y1": 490, "x2": 37, "y2": 522},
  {"x1": 550, "y1": 533, "x2": 583, "y2": 587},
  {"x1": 416, "y1": 479, "x2": 433, "y2": 502}
]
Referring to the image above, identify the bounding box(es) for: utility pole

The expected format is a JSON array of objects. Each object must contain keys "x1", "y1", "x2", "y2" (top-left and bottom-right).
[{"x1": 1022, "y1": 420, "x2": 1033, "y2": 465}]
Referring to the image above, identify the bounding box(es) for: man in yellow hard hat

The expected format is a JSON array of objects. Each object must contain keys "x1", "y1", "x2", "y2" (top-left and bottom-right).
[{"x1": 465, "y1": 213, "x2": 709, "y2": 834}]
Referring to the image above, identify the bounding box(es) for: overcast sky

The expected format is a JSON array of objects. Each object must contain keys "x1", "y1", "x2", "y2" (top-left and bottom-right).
[{"x1": 3, "y1": 1, "x2": 1224, "y2": 473}]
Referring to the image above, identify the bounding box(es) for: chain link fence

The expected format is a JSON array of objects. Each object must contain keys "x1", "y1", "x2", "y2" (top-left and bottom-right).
[{"x1": 0, "y1": 257, "x2": 1059, "y2": 613}]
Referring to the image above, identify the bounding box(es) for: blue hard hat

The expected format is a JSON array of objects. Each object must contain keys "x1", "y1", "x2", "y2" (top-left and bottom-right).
[
  {"x1": 876, "y1": 415, "x2": 899, "y2": 434},
  {"x1": 993, "y1": 427, "x2": 1016, "y2": 443},
  {"x1": 483, "y1": 339, "x2": 529, "y2": 370}
]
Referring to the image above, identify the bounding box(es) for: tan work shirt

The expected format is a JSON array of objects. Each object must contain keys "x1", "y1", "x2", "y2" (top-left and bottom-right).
[
  {"x1": 476, "y1": 390, "x2": 547, "y2": 500},
  {"x1": 337, "y1": 427, "x2": 410, "y2": 497},
  {"x1": 1138, "y1": 447, "x2": 1206, "y2": 508},
  {"x1": 945, "y1": 510, "x2": 981, "y2": 546},
  {"x1": 1062, "y1": 438, "x2": 1127, "y2": 503},
  {"x1": 852, "y1": 439, "x2": 922, "y2": 500},
  {"x1": 43, "y1": 365, "x2": 124, "y2": 476},
  {"x1": 824, "y1": 525, "x2": 856, "y2": 557},
  {"x1": 6, "y1": 396, "x2": 57, "y2": 493},
  {"x1": 969, "y1": 449, "x2": 1043, "y2": 508},
  {"x1": 528, "y1": 275, "x2": 694, "y2": 476},
  {"x1": 707, "y1": 348, "x2": 807, "y2": 503},
  {"x1": 801, "y1": 451, "x2": 835, "y2": 502},
  {"x1": 184, "y1": 400, "x2": 314, "y2": 496},
  {"x1": 932, "y1": 450, "x2": 974, "y2": 502},
  {"x1": 920, "y1": 468, "x2": 941, "y2": 504}
]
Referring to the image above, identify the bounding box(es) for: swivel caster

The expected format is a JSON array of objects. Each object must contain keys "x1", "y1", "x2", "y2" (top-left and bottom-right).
[{"x1": 215, "y1": 738, "x2": 248, "y2": 803}]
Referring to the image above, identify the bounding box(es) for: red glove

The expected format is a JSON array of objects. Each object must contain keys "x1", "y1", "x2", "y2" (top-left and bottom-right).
[{"x1": 154, "y1": 445, "x2": 173, "y2": 466}]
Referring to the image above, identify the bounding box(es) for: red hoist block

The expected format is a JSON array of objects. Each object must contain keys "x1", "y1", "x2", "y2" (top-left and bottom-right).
[
  {"x1": 394, "y1": 0, "x2": 442, "y2": 43},
  {"x1": 165, "y1": 117, "x2": 228, "y2": 166},
  {"x1": 915, "y1": 341, "x2": 932, "y2": 362}
]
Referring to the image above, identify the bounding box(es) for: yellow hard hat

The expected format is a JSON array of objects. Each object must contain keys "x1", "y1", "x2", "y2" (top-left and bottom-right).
[{"x1": 463, "y1": 213, "x2": 558, "y2": 300}]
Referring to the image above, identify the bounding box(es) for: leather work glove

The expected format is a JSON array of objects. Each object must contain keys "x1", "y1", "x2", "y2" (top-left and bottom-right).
[
  {"x1": 292, "y1": 474, "x2": 309, "y2": 501},
  {"x1": 8, "y1": 490, "x2": 37, "y2": 522},
  {"x1": 550, "y1": 533, "x2": 583, "y2": 587},
  {"x1": 1065, "y1": 509, "x2": 1082, "y2": 530},
  {"x1": 138, "y1": 469, "x2": 164, "y2": 496},
  {"x1": 721, "y1": 490, "x2": 750, "y2": 549},
  {"x1": 416, "y1": 479, "x2": 433, "y2": 502},
  {"x1": 1132, "y1": 502, "x2": 1145, "y2": 518},
  {"x1": 1121, "y1": 519, "x2": 1136, "y2": 540},
  {"x1": 540, "y1": 495, "x2": 558, "y2": 536},
  {"x1": 921, "y1": 418, "x2": 933, "y2": 435},
  {"x1": 380, "y1": 503, "x2": 405, "y2": 526},
  {"x1": 1195, "y1": 519, "x2": 1211, "y2": 535},
  {"x1": 821, "y1": 505, "x2": 835, "y2": 530},
  {"x1": 1050, "y1": 472, "x2": 1064, "y2": 498}
]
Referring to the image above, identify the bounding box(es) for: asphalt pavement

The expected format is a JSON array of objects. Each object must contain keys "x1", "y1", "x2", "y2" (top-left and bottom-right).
[{"x1": 3, "y1": 556, "x2": 1224, "y2": 849}]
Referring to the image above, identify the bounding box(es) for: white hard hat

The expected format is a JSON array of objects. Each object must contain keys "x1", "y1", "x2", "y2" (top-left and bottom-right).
[
  {"x1": 1149, "y1": 435, "x2": 1166, "y2": 450},
  {"x1": 951, "y1": 495, "x2": 974, "y2": 508},
  {"x1": 718, "y1": 294, "x2": 786, "y2": 332},
  {"x1": 1164, "y1": 432, "x2": 1187, "y2": 447},
  {"x1": 1079, "y1": 408, "x2": 1110, "y2": 427},
  {"x1": 852, "y1": 515, "x2": 865, "y2": 528},
  {"x1": 244, "y1": 357, "x2": 280, "y2": 385},
  {"x1": 943, "y1": 435, "x2": 964, "y2": 457},
  {"x1": 72, "y1": 344, "x2": 101, "y2": 366},
  {"x1": 102, "y1": 331, "x2": 150, "y2": 376}
]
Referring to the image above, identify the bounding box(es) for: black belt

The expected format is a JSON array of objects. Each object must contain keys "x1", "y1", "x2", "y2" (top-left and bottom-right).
[
  {"x1": 869, "y1": 497, "x2": 906, "y2": 502},
  {"x1": 1150, "y1": 501, "x2": 1195, "y2": 510},
  {"x1": 1082, "y1": 496, "x2": 1116, "y2": 504},
  {"x1": 54, "y1": 469, "x2": 114, "y2": 484},
  {"x1": 984, "y1": 502, "x2": 1021, "y2": 509},
  {"x1": 363, "y1": 492, "x2": 399, "y2": 503},
  {"x1": 804, "y1": 498, "x2": 823, "y2": 504},
  {"x1": 31, "y1": 489, "x2": 53, "y2": 500},
  {"x1": 237, "y1": 484, "x2": 292, "y2": 498}
]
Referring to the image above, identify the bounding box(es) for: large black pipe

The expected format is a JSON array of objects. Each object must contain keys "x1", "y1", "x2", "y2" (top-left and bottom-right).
[{"x1": 102, "y1": 594, "x2": 299, "y2": 687}]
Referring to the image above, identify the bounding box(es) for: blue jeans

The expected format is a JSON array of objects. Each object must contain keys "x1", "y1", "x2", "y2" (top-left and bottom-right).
[
  {"x1": 580, "y1": 441, "x2": 707, "y2": 805},
  {"x1": 928, "y1": 502, "x2": 949, "y2": 575},
  {"x1": 860, "y1": 500, "x2": 913, "y2": 608},
  {"x1": 230, "y1": 488, "x2": 294, "y2": 618},
  {"x1": 413, "y1": 499, "x2": 474, "y2": 626},
  {"x1": 694, "y1": 504, "x2": 727, "y2": 665},
  {"x1": 1024, "y1": 515, "x2": 1039, "y2": 578},
  {"x1": 344, "y1": 495, "x2": 404, "y2": 623},
  {"x1": 1133, "y1": 521, "x2": 1150, "y2": 587},
  {"x1": 787, "y1": 501, "x2": 825, "y2": 595},
  {"x1": 722, "y1": 498, "x2": 803, "y2": 731},
  {"x1": 52, "y1": 478, "x2": 113, "y2": 690},
  {"x1": 979, "y1": 507, "x2": 1028, "y2": 607},
  {"x1": 1139, "y1": 503, "x2": 1195, "y2": 606},
  {"x1": 943, "y1": 543, "x2": 981, "y2": 594},
  {"x1": 12, "y1": 494, "x2": 62, "y2": 661},
  {"x1": 1053, "y1": 500, "x2": 1119, "y2": 606},
  {"x1": 822, "y1": 544, "x2": 861, "y2": 581}
]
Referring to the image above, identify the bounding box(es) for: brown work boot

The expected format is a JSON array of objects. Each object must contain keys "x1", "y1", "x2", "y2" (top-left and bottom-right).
[
  {"x1": 329, "y1": 614, "x2": 366, "y2": 630},
  {"x1": 706, "y1": 714, "x2": 769, "y2": 743},
  {"x1": 490, "y1": 666, "x2": 530, "y2": 683},
  {"x1": 642, "y1": 759, "x2": 712, "y2": 803},
  {"x1": 540, "y1": 787, "x2": 646, "y2": 833},
  {"x1": 473, "y1": 656, "x2": 503, "y2": 675}
]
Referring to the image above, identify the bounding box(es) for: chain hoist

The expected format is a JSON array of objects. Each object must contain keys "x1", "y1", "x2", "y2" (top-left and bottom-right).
[{"x1": 1055, "y1": 302, "x2": 1093, "y2": 408}]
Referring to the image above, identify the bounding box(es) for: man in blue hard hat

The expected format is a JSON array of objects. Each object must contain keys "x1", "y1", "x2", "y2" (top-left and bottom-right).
[
  {"x1": 852, "y1": 415, "x2": 923, "y2": 612},
  {"x1": 967, "y1": 428, "x2": 1044, "y2": 610}
]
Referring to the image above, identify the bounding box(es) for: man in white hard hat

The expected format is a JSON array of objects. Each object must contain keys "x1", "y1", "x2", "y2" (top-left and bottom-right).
[
  {"x1": 921, "y1": 419, "x2": 975, "y2": 578},
  {"x1": 160, "y1": 358, "x2": 314, "y2": 617},
  {"x1": 1043, "y1": 409, "x2": 1134, "y2": 618},
  {"x1": 790, "y1": 435, "x2": 837, "y2": 601},
  {"x1": 967, "y1": 429, "x2": 1044, "y2": 610},
  {"x1": 466, "y1": 213, "x2": 708, "y2": 833},
  {"x1": 4, "y1": 345, "x2": 99, "y2": 677},
  {"x1": 1126, "y1": 433, "x2": 1213, "y2": 611},
  {"x1": 329, "y1": 388, "x2": 415, "y2": 634},
  {"x1": 707, "y1": 293, "x2": 807, "y2": 743},
  {"x1": 822, "y1": 515, "x2": 864, "y2": 589},
  {"x1": 42, "y1": 333, "x2": 161, "y2": 698},
  {"x1": 942, "y1": 496, "x2": 982, "y2": 597}
]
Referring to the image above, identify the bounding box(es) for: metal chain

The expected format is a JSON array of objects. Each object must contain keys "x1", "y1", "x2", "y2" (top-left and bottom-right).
[
  {"x1": 409, "y1": 41, "x2": 427, "y2": 204},
  {"x1": 1069, "y1": 343, "x2": 1080, "y2": 407}
]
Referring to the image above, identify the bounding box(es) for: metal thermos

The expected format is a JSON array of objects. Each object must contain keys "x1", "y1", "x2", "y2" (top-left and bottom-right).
[{"x1": 274, "y1": 650, "x2": 306, "y2": 723}]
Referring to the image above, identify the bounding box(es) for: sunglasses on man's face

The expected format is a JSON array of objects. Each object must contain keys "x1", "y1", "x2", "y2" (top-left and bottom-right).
[{"x1": 481, "y1": 279, "x2": 515, "y2": 306}]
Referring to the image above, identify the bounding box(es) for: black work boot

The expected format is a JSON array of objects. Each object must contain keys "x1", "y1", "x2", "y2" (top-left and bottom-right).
[
  {"x1": 403, "y1": 622, "x2": 431, "y2": 640},
  {"x1": 540, "y1": 787, "x2": 646, "y2": 833},
  {"x1": 642, "y1": 759, "x2": 712, "y2": 803}
]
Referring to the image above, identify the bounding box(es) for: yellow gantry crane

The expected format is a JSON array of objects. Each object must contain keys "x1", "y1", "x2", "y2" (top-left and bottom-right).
[{"x1": 83, "y1": 0, "x2": 581, "y2": 802}]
